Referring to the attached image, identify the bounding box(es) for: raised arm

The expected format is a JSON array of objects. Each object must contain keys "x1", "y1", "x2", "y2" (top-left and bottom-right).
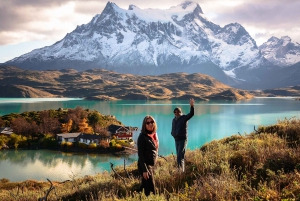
[
  {"x1": 186, "y1": 98, "x2": 195, "y2": 120},
  {"x1": 190, "y1": 98, "x2": 195, "y2": 107}
]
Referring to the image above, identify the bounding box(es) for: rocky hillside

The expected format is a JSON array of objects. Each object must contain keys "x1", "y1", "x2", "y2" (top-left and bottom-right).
[
  {"x1": 0, "y1": 84, "x2": 56, "y2": 98},
  {"x1": 0, "y1": 66, "x2": 253, "y2": 100},
  {"x1": 250, "y1": 85, "x2": 300, "y2": 97}
]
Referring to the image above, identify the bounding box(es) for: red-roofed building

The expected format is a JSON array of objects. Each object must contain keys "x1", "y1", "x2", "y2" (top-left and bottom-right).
[{"x1": 114, "y1": 126, "x2": 133, "y2": 140}]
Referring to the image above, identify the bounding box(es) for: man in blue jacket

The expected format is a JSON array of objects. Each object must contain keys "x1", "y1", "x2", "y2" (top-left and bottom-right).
[{"x1": 171, "y1": 98, "x2": 195, "y2": 172}]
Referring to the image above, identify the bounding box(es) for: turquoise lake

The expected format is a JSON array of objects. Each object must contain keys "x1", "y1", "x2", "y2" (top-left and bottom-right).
[{"x1": 0, "y1": 97, "x2": 299, "y2": 182}]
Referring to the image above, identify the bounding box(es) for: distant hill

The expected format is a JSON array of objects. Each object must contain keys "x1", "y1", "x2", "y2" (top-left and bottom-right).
[
  {"x1": 0, "y1": 65, "x2": 254, "y2": 100},
  {"x1": 250, "y1": 85, "x2": 300, "y2": 97},
  {"x1": 0, "y1": 84, "x2": 57, "y2": 98}
]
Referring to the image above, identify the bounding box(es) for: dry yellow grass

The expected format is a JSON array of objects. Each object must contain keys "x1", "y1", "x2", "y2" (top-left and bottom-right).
[{"x1": 1, "y1": 117, "x2": 300, "y2": 200}]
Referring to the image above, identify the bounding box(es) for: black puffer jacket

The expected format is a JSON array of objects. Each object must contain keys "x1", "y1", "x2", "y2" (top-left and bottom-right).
[
  {"x1": 137, "y1": 132, "x2": 158, "y2": 172},
  {"x1": 171, "y1": 106, "x2": 194, "y2": 140}
]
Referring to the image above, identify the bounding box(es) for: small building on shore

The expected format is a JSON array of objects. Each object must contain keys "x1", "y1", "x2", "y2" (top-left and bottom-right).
[
  {"x1": 56, "y1": 132, "x2": 81, "y2": 143},
  {"x1": 0, "y1": 127, "x2": 13, "y2": 136},
  {"x1": 114, "y1": 126, "x2": 133, "y2": 140},
  {"x1": 56, "y1": 132, "x2": 110, "y2": 145},
  {"x1": 56, "y1": 124, "x2": 138, "y2": 145}
]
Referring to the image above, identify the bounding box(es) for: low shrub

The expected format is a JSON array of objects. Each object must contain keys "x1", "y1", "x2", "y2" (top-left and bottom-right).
[
  {"x1": 78, "y1": 142, "x2": 88, "y2": 149},
  {"x1": 99, "y1": 140, "x2": 109, "y2": 149},
  {"x1": 60, "y1": 141, "x2": 73, "y2": 148},
  {"x1": 88, "y1": 143, "x2": 97, "y2": 149}
]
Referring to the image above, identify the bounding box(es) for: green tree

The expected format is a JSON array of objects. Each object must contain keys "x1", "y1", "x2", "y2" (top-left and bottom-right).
[
  {"x1": 8, "y1": 134, "x2": 26, "y2": 149},
  {"x1": 0, "y1": 135, "x2": 9, "y2": 149},
  {"x1": 88, "y1": 111, "x2": 102, "y2": 133}
]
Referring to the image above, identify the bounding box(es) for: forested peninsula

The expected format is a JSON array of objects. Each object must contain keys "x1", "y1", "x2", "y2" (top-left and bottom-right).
[{"x1": 0, "y1": 107, "x2": 135, "y2": 152}]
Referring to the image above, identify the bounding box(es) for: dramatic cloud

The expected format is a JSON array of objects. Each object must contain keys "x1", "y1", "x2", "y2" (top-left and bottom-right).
[
  {"x1": 204, "y1": 0, "x2": 300, "y2": 44},
  {"x1": 0, "y1": 0, "x2": 299, "y2": 62}
]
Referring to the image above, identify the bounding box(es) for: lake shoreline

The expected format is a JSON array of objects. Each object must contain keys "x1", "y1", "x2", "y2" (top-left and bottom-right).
[{"x1": 1, "y1": 146, "x2": 137, "y2": 155}]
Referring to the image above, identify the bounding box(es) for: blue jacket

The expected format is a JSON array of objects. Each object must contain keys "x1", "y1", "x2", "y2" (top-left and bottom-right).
[{"x1": 171, "y1": 106, "x2": 194, "y2": 140}]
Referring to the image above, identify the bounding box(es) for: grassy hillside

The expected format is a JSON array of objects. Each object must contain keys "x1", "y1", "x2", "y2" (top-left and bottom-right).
[{"x1": 1, "y1": 117, "x2": 300, "y2": 200}]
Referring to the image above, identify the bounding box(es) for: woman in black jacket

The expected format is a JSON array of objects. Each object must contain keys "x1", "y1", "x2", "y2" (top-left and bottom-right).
[{"x1": 137, "y1": 115, "x2": 159, "y2": 196}]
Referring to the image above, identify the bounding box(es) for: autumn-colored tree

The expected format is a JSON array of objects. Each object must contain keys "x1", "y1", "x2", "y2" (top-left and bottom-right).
[
  {"x1": 99, "y1": 140, "x2": 110, "y2": 149},
  {"x1": 38, "y1": 110, "x2": 60, "y2": 134},
  {"x1": 97, "y1": 127, "x2": 110, "y2": 137},
  {"x1": 61, "y1": 119, "x2": 73, "y2": 133},
  {"x1": 78, "y1": 118, "x2": 93, "y2": 134},
  {"x1": 11, "y1": 117, "x2": 32, "y2": 137},
  {"x1": 66, "y1": 107, "x2": 88, "y2": 131},
  {"x1": 29, "y1": 121, "x2": 39, "y2": 139},
  {"x1": 11, "y1": 117, "x2": 39, "y2": 140}
]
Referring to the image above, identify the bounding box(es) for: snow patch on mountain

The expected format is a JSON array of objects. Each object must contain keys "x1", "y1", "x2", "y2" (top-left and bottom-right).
[
  {"x1": 259, "y1": 36, "x2": 300, "y2": 67},
  {"x1": 6, "y1": 1, "x2": 283, "y2": 84}
]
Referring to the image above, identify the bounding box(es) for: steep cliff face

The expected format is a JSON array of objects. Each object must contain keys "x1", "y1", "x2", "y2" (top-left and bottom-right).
[{"x1": 259, "y1": 36, "x2": 300, "y2": 67}]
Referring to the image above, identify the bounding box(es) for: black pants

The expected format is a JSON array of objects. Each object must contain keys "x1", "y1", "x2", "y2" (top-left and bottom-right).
[
  {"x1": 175, "y1": 139, "x2": 187, "y2": 172},
  {"x1": 138, "y1": 164, "x2": 156, "y2": 196}
]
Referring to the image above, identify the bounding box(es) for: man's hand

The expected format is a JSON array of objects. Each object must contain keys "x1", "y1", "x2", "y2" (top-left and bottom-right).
[{"x1": 190, "y1": 98, "x2": 195, "y2": 106}]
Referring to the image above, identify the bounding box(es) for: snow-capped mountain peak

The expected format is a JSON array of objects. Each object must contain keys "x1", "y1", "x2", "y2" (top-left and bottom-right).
[
  {"x1": 6, "y1": 1, "x2": 287, "y2": 87},
  {"x1": 259, "y1": 36, "x2": 300, "y2": 67}
]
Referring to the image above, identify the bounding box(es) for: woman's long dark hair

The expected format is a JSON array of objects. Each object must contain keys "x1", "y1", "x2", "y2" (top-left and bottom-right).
[{"x1": 141, "y1": 115, "x2": 157, "y2": 133}]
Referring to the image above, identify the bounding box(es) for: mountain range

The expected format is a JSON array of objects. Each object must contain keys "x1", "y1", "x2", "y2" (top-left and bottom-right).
[{"x1": 3, "y1": 1, "x2": 300, "y2": 90}]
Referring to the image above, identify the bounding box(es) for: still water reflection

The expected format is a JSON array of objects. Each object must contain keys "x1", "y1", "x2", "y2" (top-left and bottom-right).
[{"x1": 0, "y1": 149, "x2": 137, "y2": 182}]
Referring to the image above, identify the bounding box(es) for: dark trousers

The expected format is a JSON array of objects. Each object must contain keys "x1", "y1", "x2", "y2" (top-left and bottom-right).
[
  {"x1": 138, "y1": 164, "x2": 156, "y2": 196},
  {"x1": 175, "y1": 139, "x2": 187, "y2": 172}
]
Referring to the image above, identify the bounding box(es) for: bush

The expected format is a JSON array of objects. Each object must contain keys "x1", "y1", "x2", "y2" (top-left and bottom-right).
[
  {"x1": 66, "y1": 141, "x2": 73, "y2": 148},
  {"x1": 0, "y1": 178, "x2": 9, "y2": 183},
  {"x1": 99, "y1": 140, "x2": 109, "y2": 149},
  {"x1": 60, "y1": 141, "x2": 73, "y2": 148},
  {"x1": 109, "y1": 140, "x2": 116, "y2": 147},
  {"x1": 115, "y1": 143, "x2": 123, "y2": 150},
  {"x1": 60, "y1": 141, "x2": 66, "y2": 147},
  {"x1": 78, "y1": 142, "x2": 88, "y2": 149},
  {"x1": 8, "y1": 134, "x2": 27, "y2": 149},
  {"x1": 39, "y1": 135, "x2": 58, "y2": 148},
  {"x1": 88, "y1": 143, "x2": 97, "y2": 149},
  {"x1": 0, "y1": 135, "x2": 9, "y2": 149}
]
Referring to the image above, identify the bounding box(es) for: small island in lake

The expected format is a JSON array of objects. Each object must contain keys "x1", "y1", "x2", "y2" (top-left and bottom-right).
[{"x1": 0, "y1": 107, "x2": 138, "y2": 154}]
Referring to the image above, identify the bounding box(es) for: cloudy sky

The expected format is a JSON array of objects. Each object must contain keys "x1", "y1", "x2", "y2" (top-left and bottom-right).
[{"x1": 0, "y1": 0, "x2": 299, "y2": 63}]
